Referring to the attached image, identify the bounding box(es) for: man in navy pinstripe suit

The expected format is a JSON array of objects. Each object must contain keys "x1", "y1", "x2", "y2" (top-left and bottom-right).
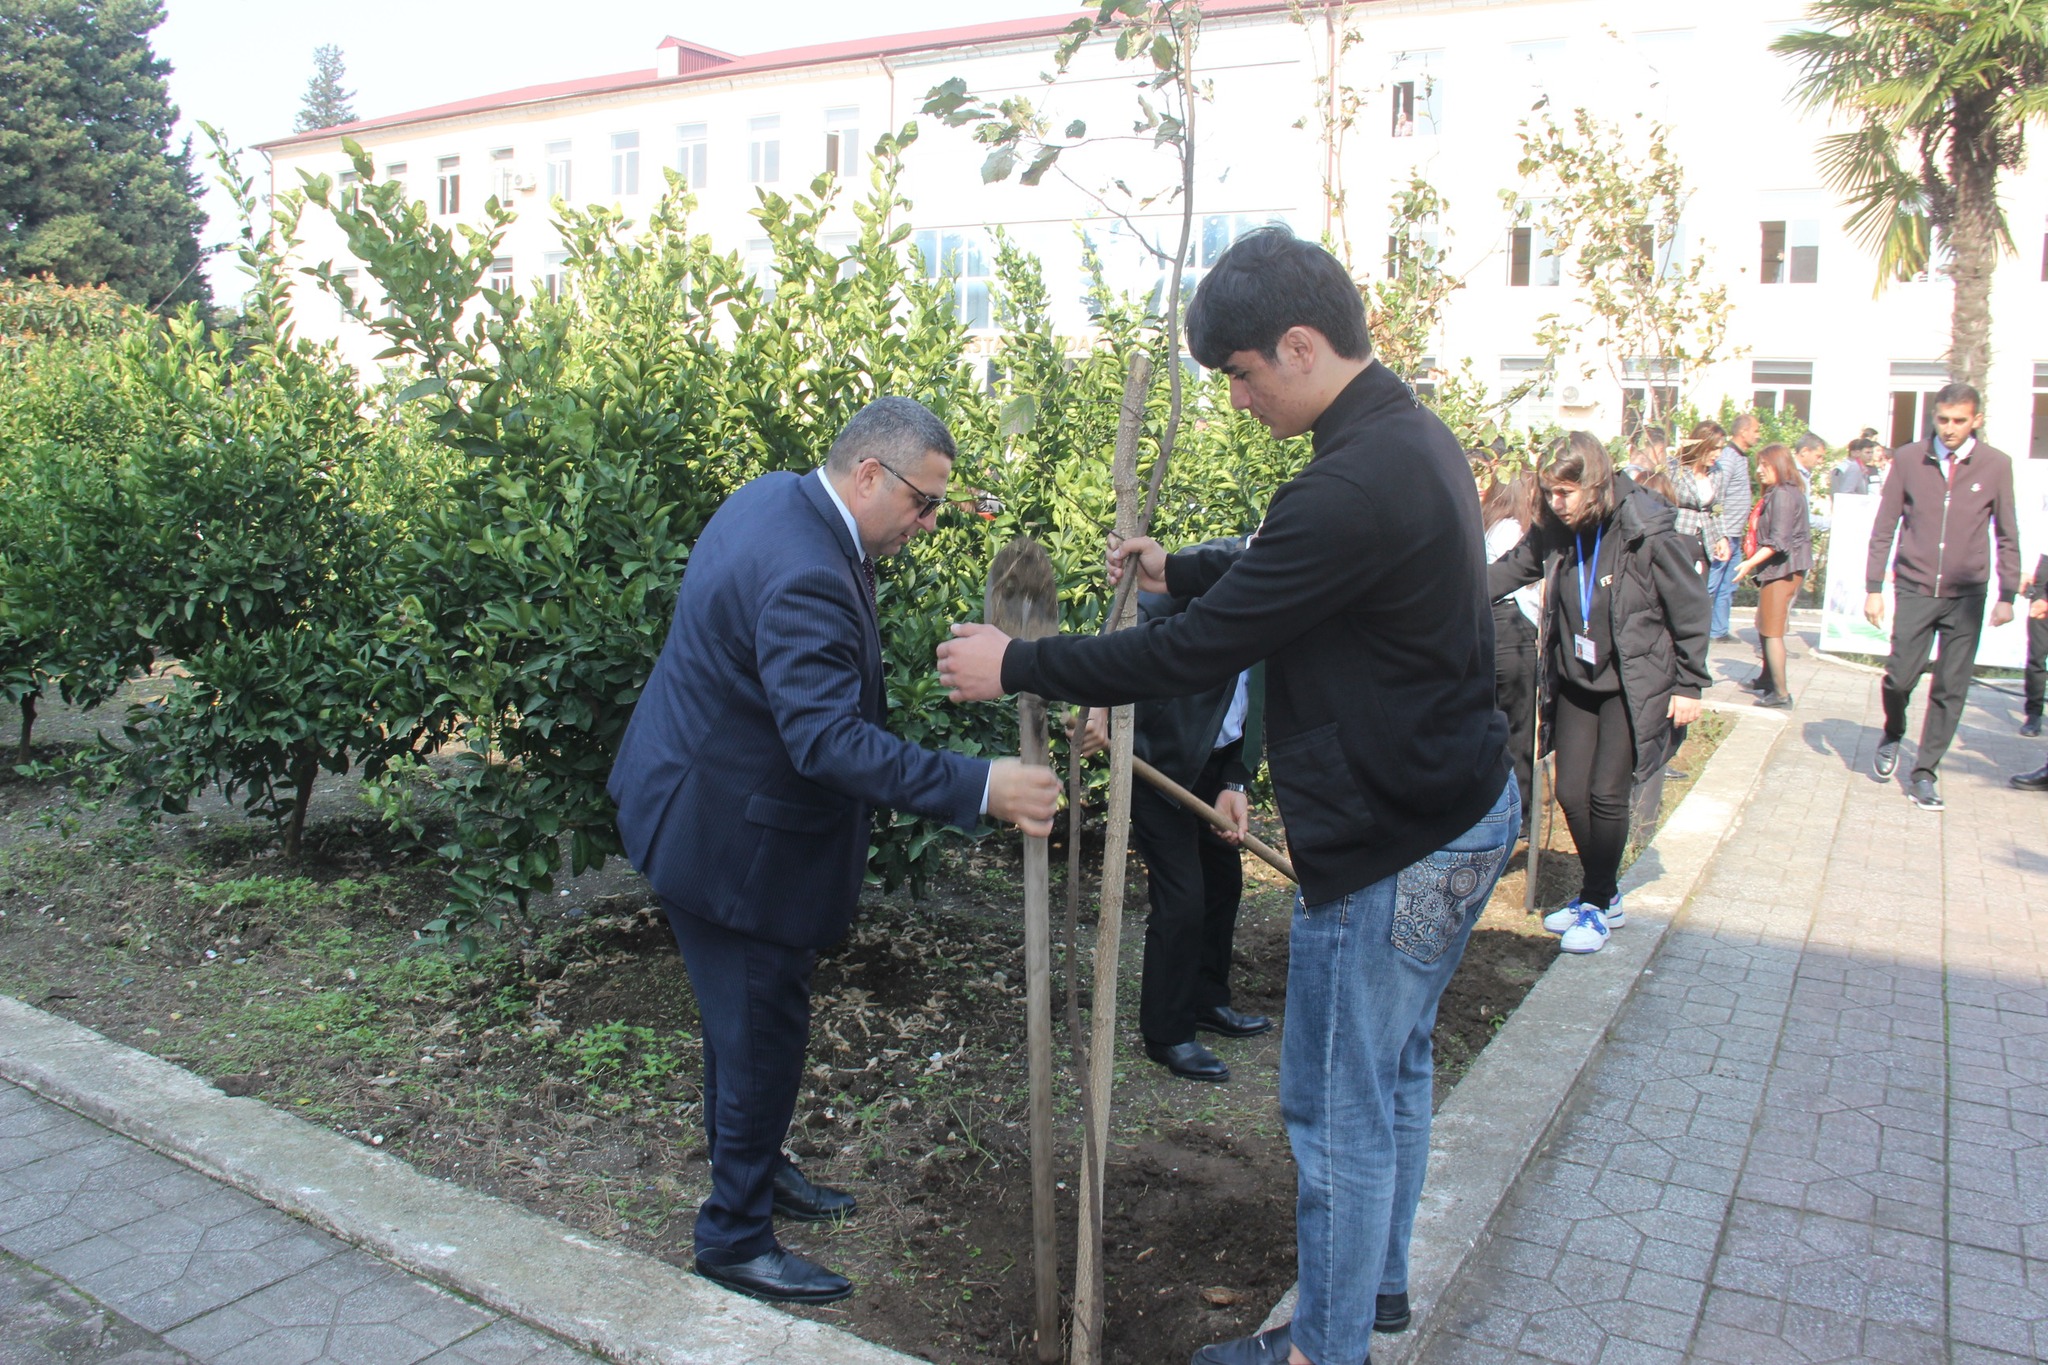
[{"x1": 609, "y1": 397, "x2": 1058, "y2": 1304}]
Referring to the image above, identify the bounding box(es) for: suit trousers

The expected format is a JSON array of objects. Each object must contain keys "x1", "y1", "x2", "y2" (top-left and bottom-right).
[
  {"x1": 664, "y1": 903, "x2": 816, "y2": 1259},
  {"x1": 1881, "y1": 590, "x2": 1986, "y2": 784},
  {"x1": 2025, "y1": 610, "x2": 2046, "y2": 718},
  {"x1": 1131, "y1": 748, "x2": 1245, "y2": 1046}
]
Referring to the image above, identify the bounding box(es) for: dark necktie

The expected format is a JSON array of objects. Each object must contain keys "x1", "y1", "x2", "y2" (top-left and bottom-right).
[{"x1": 860, "y1": 555, "x2": 876, "y2": 605}]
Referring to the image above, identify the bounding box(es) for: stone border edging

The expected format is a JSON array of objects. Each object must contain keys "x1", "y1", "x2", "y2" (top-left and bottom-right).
[
  {"x1": 0, "y1": 997, "x2": 916, "y2": 1365},
  {"x1": 1260, "y1": 707, "x2": 1787, "y2": 1357}
]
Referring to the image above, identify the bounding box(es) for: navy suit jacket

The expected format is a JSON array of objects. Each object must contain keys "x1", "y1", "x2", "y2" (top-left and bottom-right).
[{"x1": 609, "y1": 470, "x2": 987, "y2": 948}]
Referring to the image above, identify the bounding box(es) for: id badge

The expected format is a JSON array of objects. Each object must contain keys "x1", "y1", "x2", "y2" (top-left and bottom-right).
[{"x1": 1573, "y1": 633, "x2": 1598, "y2": 665}]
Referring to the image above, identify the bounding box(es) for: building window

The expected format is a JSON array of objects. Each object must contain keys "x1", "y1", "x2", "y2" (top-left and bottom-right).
[
  {"x1": 675, "y1": 123, "x2": 708, "y2": 186},
  {"x1": 542, "y1": 250, "x2": 569, "y2": 304},
  {"x1": 383, "y1": 161, "x2": 407, "y2": 191},
  {"x1": 545, "y1": 141, "x2": 572, "y2": 200},
  {"x1": 1389, "y1": 52, "x2": 1444, "y2": 136},
  {"x1": 437, "y1": 156, "x2": 461, "y2": 215},
  {"x1": 1500, "y1": 356, "x2": 1552, "y2": 429},
  {"x1": 749, "y1": 115, "x2": 781, "y2": 184},
  {"x1": 824, "y1": 106, "x2": 860, "y2": 178},
  {"x1": 1385, "y1": 228, "x2": 1440, "y2": 279},
  {"x1": 487, "y1": 256, "x2": 514, "y2": 295},
  {"x1": 338, "y1": 169, "x2": 360, "y2": 187},
  {"x1": 1508, "y1": 225, "x2": 1560, "y2": 287},
  {"x1": 611, "y1": 131, "x2": 640, "y2": 196},
  {"x1": 1622, "y1": 358, "x2": 1679, "y2": 435},
  {"x1": 333, "y1": 267, "x2": 358, "y2": 329},
  {"x1": 489, "y1": 147, "x2": 515, "y2": 201},
  {"x1": 2033, "y1": 362, "x2": 2048, "y2": 459},
  {"x1": 1752, "y1": 361, "x2": 1813, "y2": 424},
  {"x1": 1760, "y1": 219, "x2": 1819, "y2": 283},
  {"x1": 1888, "y1": 360, "x2": 1947, "y2": 447},
  {"x1": 913, "y1": 229, "x2": 992, "y2": 330},
  {"x1": 744, "y1": 236, "x2": 778, "y2": 301}
]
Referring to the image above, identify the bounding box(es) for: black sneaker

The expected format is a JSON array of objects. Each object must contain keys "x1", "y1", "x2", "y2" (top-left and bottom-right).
[
  {"x1": 1907, "y1": 776, "x2": 1944, "y2": 811},
  {"x1": 2022, "y1": 715, "x2": 2043, "y2": 738},
  {"x1": 1873, "y1": 738, "x2": 1901, "y2": 779}
]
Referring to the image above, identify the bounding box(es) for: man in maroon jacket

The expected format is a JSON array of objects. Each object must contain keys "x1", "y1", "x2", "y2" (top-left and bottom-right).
[{"x1": 1864, "y1": 383, "x2": 2021, "y2": 810}]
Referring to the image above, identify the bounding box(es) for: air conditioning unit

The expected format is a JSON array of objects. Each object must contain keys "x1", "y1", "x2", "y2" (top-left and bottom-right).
[{"x1": 511, "y1": 172, "x2": 538, "y2": 191}]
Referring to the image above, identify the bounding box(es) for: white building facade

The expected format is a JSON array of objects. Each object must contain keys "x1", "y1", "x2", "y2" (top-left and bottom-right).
[{"x1": 260, "y1": 0, "x2": 2048, "y2": 459}]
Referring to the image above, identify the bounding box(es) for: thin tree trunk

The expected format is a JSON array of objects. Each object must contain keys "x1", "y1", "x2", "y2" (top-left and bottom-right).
[
  {"x1": 1944, "y1": 98, "x2": 1998, "y2": 391},
  {"x1": 283, "y1": 750, "x2": 318, "y2": 859},
  {"x1": 17, "y1": 693, "x2": 36, "y2": 765},
  {"x1": 1072, "y1": 357, "x2": 1151, "y2": 1365}
]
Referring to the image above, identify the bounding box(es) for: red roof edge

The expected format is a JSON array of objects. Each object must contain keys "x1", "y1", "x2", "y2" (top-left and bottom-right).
[{"x1": 256, "y1": 0, "x2": 1299, "y2": 152}]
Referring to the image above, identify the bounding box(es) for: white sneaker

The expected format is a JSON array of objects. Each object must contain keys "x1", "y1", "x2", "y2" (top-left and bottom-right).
[
  {"x1": 1558, "y1": 904, "x2": 1611, "y2": 954},
  {"x1": 1543, "y1": 895, "x2": 1624, "y2": 934}
]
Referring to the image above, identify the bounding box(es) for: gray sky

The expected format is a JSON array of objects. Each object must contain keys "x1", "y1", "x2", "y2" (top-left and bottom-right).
[{"x1": 156, "y1": 1, "x2": 1068, "y2": 271}]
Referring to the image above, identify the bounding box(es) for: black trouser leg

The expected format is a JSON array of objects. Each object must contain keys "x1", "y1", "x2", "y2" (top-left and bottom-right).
[
  {"x1": 665, "y1": 904, "x2": 815, "y2": 1260},
  {"x1": 1880, "y1": 591, "x2": 1943, "y2": 744},
  {"x1": 1913, "y1": 594, "x2": 1985, "y2": 783},
  {"x1": 1133, "y1": 750, "x2": 1238, "y2": 1045},
  {"x1": 1493, "y1": 604, "x2": 1540, "y2": 831},
  {"x1": 2025, "y1": 612, "x2": 2047, "y2": 719},
  {"x1": 1549, "y1": 683, "x2": 1634, "y2": 906}
]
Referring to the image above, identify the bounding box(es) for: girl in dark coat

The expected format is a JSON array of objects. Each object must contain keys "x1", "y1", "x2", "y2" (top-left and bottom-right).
[
  {"x1": 1731, "y1": 443, "x2": 1813, "y2": 709},
  {"x1": 1488, "y1": 432, "x2": 1713, "y2": 954}
]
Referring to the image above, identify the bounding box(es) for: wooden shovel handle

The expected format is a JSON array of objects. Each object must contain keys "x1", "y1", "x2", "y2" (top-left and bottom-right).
[{"x1": 1130, "y1": 755, "x2": 1297, "y2": 883}]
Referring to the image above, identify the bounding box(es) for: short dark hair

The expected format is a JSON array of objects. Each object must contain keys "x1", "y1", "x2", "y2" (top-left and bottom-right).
[
  {"x1": 1933, "y1": 381, "x2": 1981, "y2": 412},
  {"x1": 826, "y1": 396, "x2": 957, "y2": 473},
  {"x1": 1793, "y1": 431, "x2": 1826, "y2": 454},
  {"x1": 1185, "y1": 226, "x2": 1371, "y2": 368}
]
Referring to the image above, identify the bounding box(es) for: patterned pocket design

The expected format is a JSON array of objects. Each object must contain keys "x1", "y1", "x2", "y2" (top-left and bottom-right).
[{"x1": 1391, "y1": 846, "x2": 1506, "y2": 964}]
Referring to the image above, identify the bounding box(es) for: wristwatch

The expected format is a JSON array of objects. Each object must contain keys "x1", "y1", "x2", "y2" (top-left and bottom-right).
[{"x1": 1222, "y1": 782, "x2": 1247, "y2": 794}]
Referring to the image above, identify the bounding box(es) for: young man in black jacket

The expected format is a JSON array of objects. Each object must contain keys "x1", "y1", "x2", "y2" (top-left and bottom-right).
[{"x1": 937, "y1": 228, "x2": 1516, "y2": 1365}]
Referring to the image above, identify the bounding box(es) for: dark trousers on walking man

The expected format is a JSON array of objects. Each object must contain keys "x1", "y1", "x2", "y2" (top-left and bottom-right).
[
  {"x1": 1881, "y1": 591, "x2": 1989, "y2": 786},
  {"x1": 1132, "y1": 749, "x2": 1251, "y2": 1049}
]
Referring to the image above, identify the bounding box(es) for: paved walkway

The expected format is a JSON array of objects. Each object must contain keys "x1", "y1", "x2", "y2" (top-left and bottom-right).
[
  {"x1": 1424, "y1": 637, "x2": 2048, "y2": 1364},
  {"x1": 0, "y1": 1080, "x2": 595, "y2": 1365}
]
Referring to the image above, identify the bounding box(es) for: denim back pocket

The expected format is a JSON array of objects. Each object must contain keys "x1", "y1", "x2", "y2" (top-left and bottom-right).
[{"x1": 1391, "y1": 845, "x2": 1507, "y2": 965}]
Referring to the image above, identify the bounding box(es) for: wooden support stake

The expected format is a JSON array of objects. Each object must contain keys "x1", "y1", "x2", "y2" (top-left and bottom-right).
[
  {"x1": 1072, "y1": 353, "x2": 1151, "y2": 1365},
  {"x1": 985, "y1": 539, "x2": 1062, "y2": 1364}
]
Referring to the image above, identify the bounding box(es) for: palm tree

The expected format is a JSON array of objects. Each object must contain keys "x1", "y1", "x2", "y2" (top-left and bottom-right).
[{"x1": 1773, "y1": 1, "x2": 2048, "y2": 390}]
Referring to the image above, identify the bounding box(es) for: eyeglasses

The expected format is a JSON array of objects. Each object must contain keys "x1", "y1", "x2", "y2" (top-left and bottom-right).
[{"x1": 874, "y1": 460, "x2": 946, "y2": 518}]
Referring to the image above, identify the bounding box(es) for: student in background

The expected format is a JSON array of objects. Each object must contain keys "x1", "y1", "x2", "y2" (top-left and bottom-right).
[{"x1": 1731, "y1": 443, "x2": 1813, "y2": 709}]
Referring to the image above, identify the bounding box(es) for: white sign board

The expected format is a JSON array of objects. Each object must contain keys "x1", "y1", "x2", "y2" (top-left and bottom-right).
[{"x1": 1821, "y1": 461, "x2": 2048, "y2": 667}]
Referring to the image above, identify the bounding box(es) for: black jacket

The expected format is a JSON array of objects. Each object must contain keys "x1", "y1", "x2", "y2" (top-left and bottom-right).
[
  {"x1": 1132, "y1": 582, "x2": 1263, "y2": 790},
  {"x1": 1002, "y1": 361, "x2": 1509, "y2": 906},
  {"x1": 1751, "y1": 483, "x2": 1813, "y2": 585},
  {"x1": 1488, "y1": 478, "x2": 1712, "y2": 784}
]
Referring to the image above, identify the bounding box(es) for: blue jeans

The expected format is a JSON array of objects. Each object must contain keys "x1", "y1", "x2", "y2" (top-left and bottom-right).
[
  {"x1": 1282, "y1": 778, "x2": 1518, "y2": 1365},
  {"x1": 1706, "y1": 547, "x2": 1738, "y2": 638}
]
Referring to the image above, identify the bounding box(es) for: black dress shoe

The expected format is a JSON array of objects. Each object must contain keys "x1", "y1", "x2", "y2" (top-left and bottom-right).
[
  {"x1": 1145, "y1": 1039, "x2": 1229, "y2": 1082},
  {"x1": 1194, "y1": 1004, "x2": 1273, "y2": 1038},
  {"x1": 2011, "y1": 763, "x2": 2048, "y2": 792},
  {"x1": 771, "y1": 1162, "x2": 856, "y2": 1222},
  {"x1": 1376, "y1": 1290, "x2": 1411, "y2": 1332},
  {"x1": 1873, "y1": 738, "x2": 1901, "y2": 778},
  {"x1": 1191, "y1": 1322, "x2": 1295, "y2": 1364},
  {"x1": 1755, "y1": 691, "x2": 1793, "y2": 709},
  {"x1": 695, "y1": 1244, "x2": 853, "y2": 1304},
  {"x1": 2022, "y1": 715, "x2": 2044, "y2": 738}
]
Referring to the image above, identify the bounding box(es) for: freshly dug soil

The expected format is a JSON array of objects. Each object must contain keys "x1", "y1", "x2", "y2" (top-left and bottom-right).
[{"x1": 0, "y1": 694, "x2": 1723, "y2": 1363}]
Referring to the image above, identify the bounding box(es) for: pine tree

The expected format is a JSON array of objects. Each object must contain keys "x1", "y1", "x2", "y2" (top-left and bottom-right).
[
  {"x1": 294, "y1": 44, "x2": 357, "y2": 133},
  {"x1": 0, "y1": 0, "x2": 210, "y2": 309}
]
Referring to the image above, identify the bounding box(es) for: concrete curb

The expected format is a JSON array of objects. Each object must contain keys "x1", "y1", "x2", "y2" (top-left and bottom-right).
[
  {"x1": 1259, "y1": 707, "x2": 1786, "y2": 1356},
  {"x1": 0, "y1": 998, "x2": 914, "y2": 1365}
]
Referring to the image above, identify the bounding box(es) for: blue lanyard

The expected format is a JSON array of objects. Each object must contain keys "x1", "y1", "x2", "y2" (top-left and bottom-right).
[{"x1": 1576, "y1": 526, "x2": 1603, "y2": 631}]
